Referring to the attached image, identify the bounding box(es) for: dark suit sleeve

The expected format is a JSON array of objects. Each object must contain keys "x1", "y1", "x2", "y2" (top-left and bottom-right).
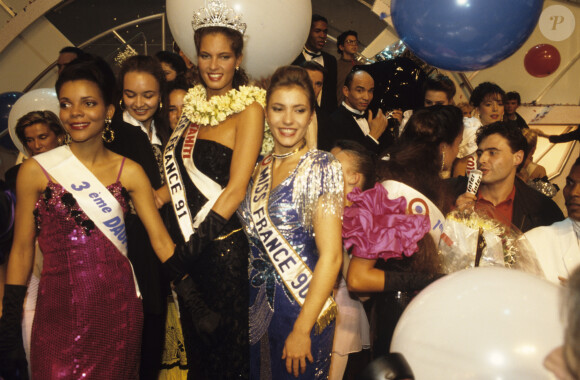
[
  {"x1": 320, "y1": 52, "x2": 338, "y2": 113},
  {"x1": 106, "y1": 116, "x2": 163, "y2": 189},
  {"x1": 549, "y1": 127, "x2": 580, "y2": 144},
  {"x1": 327, "y1": 107, "x2": 384, "y2": 154},
  {"x1": 291, "y1": 54, "x2": 306, "y2": 66},
  {"x1": 515, "y1": 113, "x2": 528, "y2": 129},
  {"x1": 513, "y1": 177, "x2": 564, "y2": 232}
]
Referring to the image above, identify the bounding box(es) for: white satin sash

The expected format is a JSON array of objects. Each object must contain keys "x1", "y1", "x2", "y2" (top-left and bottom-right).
[
  {"x1": 34, "y1": 145, "x2": 140, "y2": 297},
  {"x1": 250, "y1": 155, "x2": 336, "y2": 333},
  {"x1": 164, "y1": 114, "x2": 223, "y2": 240},
  {"x1": 382, "y1": 180, "x2": 445, "y2": 244}
]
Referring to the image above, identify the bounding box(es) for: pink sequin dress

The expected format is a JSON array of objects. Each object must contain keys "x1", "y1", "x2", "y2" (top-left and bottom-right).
[{"x1": 30, "y1": 168, "x2": 143, "y2": 379}]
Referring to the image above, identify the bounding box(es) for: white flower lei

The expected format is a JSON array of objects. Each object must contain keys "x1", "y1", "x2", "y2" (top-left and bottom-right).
[{"x1": 182, "y1": 84, "x2": 273, "y2": 154}]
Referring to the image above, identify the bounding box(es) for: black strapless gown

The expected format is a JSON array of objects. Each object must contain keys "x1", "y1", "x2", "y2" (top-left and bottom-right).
[{"x1": 166, "y1": 138, "x2": 249, "y2": 380}]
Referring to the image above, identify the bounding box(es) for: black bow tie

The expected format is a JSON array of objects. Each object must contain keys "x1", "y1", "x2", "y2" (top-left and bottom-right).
[
  {"x1": 304, "y1": 49, "x2": 322, "y2": 58},
  {"x1": 348, "y1": 109, "x2": 367, "y2": 119}
]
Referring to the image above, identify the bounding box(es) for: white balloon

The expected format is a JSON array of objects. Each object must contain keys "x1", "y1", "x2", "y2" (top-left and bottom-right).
[
  {"x1": 391, "y1": 267, "x2": 563, "y2": 379},
  {"x1": 8, "y1": 88, "x2": 60, "y2": 156},
  {"x1": 167, "y1": 0, "x2": 312, "y2": 79}
]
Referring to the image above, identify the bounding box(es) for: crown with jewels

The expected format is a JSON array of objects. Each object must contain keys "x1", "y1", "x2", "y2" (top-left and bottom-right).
[{"x1": 191, "y1": 0, "x2": 247, "y2": 35}]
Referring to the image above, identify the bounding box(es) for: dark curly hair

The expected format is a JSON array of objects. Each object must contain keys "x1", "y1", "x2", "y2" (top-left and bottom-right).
[
  {"x1": 336, "y1": 30, "x2": 358, "y2": 55},
  {"x1": 56, "y1": 55, "x2": 116, "y2": 106},
  {"x1": 476, "y1": 121, "x2": 528, "y2": 171},
  {"x1": 470, "y1": 82, "x2": 505, "y2": 107},
  {"x1": 423, "y1": 74, "x2": 456, "y2": 102},
  {"x1": 155, "y1": 50, "x2": 187, "y2": 79}
]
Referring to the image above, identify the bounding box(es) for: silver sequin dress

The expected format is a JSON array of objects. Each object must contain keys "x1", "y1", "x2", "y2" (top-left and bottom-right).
[{"x1": 239, "y1": 150, "x2": 343, "y2": 380}]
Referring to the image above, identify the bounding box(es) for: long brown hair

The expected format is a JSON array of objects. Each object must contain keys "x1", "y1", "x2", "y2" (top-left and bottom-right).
[
  {"x1": 194, "y1": 26, "x2": 248, "y2": 90},
  {"x1": 375, "y1": 105, "x2": 463, "y2": 273}
]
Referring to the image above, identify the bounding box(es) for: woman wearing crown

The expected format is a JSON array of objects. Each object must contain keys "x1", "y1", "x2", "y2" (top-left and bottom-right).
[{"x1": 157, "y1": 0, "x2": 264, "y2": 378}]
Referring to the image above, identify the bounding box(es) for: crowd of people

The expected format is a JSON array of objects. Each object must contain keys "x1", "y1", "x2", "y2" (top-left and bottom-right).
[{"x1": 0, "y1": 1, "x2": 578, "y2": 379}]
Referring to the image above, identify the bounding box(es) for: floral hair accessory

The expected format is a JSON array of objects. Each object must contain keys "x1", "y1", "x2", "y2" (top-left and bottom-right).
[{"x1": 342, "y1": 183, "x2": 430, "y2": 261}]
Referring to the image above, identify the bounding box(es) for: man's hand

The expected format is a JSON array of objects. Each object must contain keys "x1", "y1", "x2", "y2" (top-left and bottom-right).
[
  {"x1": 368, "y1": 109, "x2": 388, "y2": 140},
  {"x1": 456, "y1": 192, "x2": 477, "y2": 210}
]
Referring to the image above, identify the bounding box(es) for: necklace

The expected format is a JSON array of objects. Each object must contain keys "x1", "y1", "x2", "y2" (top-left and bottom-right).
[
  {"x1": 272, "y1": 140, "x2": 307, "y2": 159},
  {"x1": 181, "y1": 84, "x2": 265, "y2": 126},
  {"x1": 180, "y1": 83, "x2": 273, "y2": 156}
]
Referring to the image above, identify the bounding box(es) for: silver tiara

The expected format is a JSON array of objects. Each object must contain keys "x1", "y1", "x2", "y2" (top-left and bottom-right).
[{"x1": 191, "y1": 0, "x2": 247, "y2": 34}]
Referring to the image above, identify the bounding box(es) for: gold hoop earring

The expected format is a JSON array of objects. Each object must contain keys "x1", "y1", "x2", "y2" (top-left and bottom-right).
[
  {"x1": 102, "y1": 118, "x2": 115, "y2": 143},
  {"x1": 235, "y1": 66, "x2": 239, "y2": 71},
  {"x1": 159, "y1": 102, "x2": 163, "y2": 110},
  {"x1": 119, "y1": 99, "x2": 125, "y2": 111}
]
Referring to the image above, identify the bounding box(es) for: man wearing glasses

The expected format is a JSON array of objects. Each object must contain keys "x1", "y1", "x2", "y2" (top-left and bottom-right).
[{"x1": 336, "y1": 31, "x2": 359, "y2": 106}]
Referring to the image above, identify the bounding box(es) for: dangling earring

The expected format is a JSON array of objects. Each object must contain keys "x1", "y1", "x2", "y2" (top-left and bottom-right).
[
  {"x1": 441, "y1": 150, "x2": 446, "y2": 172},
  {"x1": 235, "y1": 66, "x2": 239, "y2": 71},
  {"x1": 102, "y1": 118, "x2": 115, "y2": 143},
  {"x1": 64, "y1": 133, "x2": 72, "y2": 145},
  {"x1": 158, "y1": 102, "x2": 163, "y2": 110},
  {"x1": 119, "y1": 99, "x2": 125, "y2": 111}
]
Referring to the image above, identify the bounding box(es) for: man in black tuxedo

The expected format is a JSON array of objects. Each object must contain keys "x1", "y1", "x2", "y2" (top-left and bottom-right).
[
  {"x1": 292, "y1": 14, "x2": 338, "y2": 113},
  {"x1": 320, "y1": 69, "x2": 392, "y2": 155}
]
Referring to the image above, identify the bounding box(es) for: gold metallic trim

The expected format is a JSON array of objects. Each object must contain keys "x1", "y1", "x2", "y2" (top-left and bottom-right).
[{"x1": 214, "y1": 227, "x2": 243, "y2": 241}]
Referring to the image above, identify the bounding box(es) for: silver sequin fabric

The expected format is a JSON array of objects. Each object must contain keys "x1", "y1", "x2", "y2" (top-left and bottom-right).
[{"x1": 239, "y1": 150, "x2": 343, "y2": 379}]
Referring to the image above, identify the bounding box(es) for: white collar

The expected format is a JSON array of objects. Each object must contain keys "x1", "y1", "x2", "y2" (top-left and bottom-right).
[
  {"x1": 572, "y1": 218, "x2": 580, "y2": 238},
  {"x1": 123, "y1": 111, "x2": 162, "y2": 146},
  {"x1": 303, "y1": 47, "x2": 322, "y2": 56},
  {"x1": 342, "y1": 101, "x2": 365, "y2": 116}
]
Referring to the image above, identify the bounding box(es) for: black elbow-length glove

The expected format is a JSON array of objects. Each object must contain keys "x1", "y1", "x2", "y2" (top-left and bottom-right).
[
  {"x1": 0, "y1": 284, "x2": 29, "y2": 380},
  {"x1": 173, "y1": 275, "x2": 221, "y2": 347},
  {"x1": 162, "y1": 210, "x2": 227, "y2": 346},
  {"x1": 383, "y1": 271, "x2": 445, "y2": 292},
  {"x1": 163, "y1": 209, "x2": 228, "y2": 282}
]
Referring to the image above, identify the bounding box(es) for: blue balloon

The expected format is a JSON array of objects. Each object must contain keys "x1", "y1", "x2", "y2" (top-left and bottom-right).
[
  {"x1": 391, "y1": 0, "x2": 543, "y2": 71},
  {"x1": 0, "y1": 92, "x2": 23, "y2": 151}
]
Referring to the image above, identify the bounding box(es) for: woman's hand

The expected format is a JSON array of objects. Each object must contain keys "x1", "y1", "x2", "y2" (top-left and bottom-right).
[{"x1": 282, "y1": 329, "x2": 313, "y2": 377}]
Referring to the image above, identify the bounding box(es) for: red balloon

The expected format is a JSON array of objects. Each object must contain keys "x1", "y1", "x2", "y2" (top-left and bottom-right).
[{"x1": 524, "y1": 44, "x2": 561, "y2": 78}]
